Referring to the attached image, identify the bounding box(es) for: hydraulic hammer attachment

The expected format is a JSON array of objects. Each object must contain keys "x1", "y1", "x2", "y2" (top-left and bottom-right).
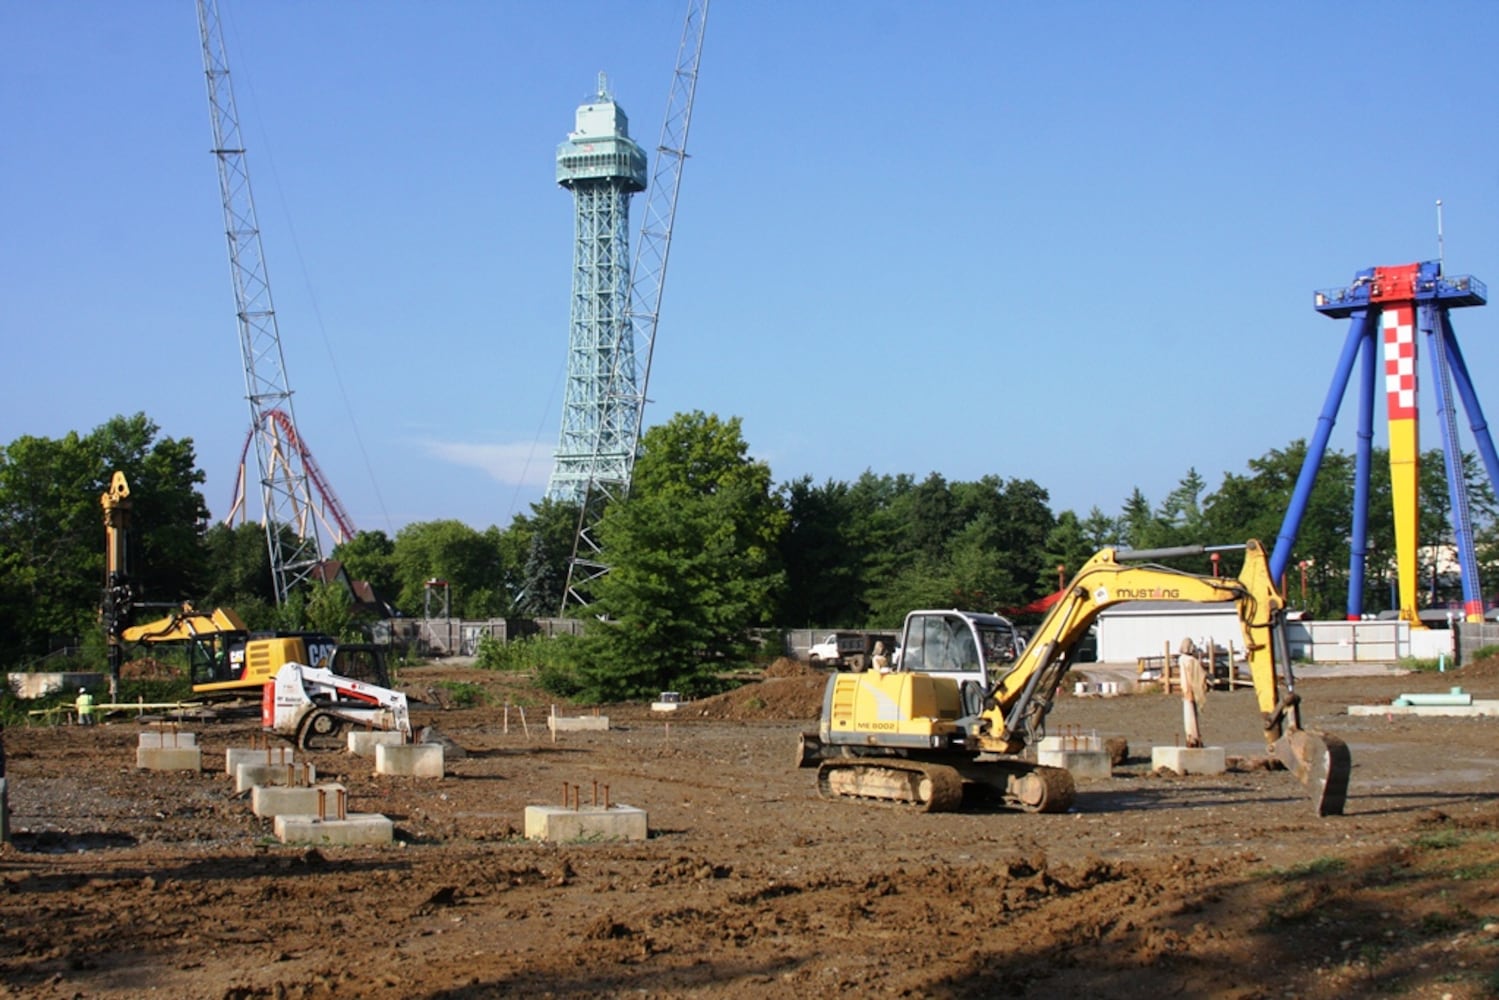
[{"x1": 1273, "y1": 729, "x2": 1351, "y2": 817}]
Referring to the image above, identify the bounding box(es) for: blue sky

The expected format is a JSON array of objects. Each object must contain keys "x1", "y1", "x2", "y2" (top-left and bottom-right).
[{"x1": 3, "y1": 1, "x2": 1497, "y2": 542}]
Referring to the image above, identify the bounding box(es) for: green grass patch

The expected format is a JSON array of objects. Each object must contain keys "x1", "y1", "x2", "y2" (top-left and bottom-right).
[
  {"x1": 1269, "y1": 856, "x2": 1348, "y2": 879},
  {"x1": 1412, "y1": 829, "x2": 1465, "y2": 851},
  {"x1": 433, "y1": 680, "x2": 487, "y2": 709}
]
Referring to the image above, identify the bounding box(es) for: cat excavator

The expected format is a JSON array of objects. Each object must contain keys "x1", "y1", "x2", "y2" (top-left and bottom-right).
[
  {"x1": 797, "y1": 540, "x2": 1352, "y2": 816},
  {"x1": 122, "y1": 605, "x2": 389, "y2": 698}
]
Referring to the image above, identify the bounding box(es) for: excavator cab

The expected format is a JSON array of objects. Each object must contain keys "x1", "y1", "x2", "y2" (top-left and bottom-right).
[
  {"x1": 897, "y1": 610, "x2": 1021, "y2": 686},
  {"x1": 185, "y1": 630, "x2": 250, "y2": 687}
]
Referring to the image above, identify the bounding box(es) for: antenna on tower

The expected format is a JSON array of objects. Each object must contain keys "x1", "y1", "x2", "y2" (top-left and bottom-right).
[{"x1": 1436, "y1": 198, "x2": 1445, "y2": 271}]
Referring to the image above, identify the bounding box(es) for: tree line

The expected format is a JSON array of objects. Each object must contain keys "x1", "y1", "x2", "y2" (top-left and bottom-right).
[{"x1": 3, "y1": 411, "x2": 1495, "y2": 695}]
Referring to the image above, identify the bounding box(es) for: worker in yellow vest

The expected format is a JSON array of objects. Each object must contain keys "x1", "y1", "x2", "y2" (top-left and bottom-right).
[{"x1": 75, "y1": 688, "x2": 96, "y2": 727}]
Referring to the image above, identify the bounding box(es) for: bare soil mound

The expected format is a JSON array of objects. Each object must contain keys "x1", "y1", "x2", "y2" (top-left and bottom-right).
[
  {"x1": 688, "y1": 672, "x2": 827, "y2": 720},
  {"x1": 1456, "y1": 652, "x2": 1499, "y2": 679},
  {"x1": 762, "y1": 656, "x2": 818, "y2": 679}
]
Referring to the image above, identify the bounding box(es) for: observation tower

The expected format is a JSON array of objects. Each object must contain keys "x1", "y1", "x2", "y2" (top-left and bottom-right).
[{"x1": 546, "y1": 75, "x2": 648, "y2": 503}]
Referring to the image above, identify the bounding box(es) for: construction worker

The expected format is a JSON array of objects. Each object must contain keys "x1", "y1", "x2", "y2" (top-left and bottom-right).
[
  {"x1": 870, "y1": 641, "x2": 890, "y2": 672},
  {"x1": 75, "y1": 687, "x2": 95, "y2": 727},
  {"x1": 1177, "y1": 638, "x2": 1208, "y2": 748}
]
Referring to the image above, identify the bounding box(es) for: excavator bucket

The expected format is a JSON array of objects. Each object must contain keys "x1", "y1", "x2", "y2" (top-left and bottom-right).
[{"x1": 1273, "y1": 729, "x2": 1351, "y2": 816}]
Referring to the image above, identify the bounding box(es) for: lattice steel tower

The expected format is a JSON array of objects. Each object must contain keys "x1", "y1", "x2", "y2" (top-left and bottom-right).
[
  {"x1": 546, "y1": 74, "x2": 649, "y2": 503},
  {"x1": 197, "y1": 0, "x2": 324, "y2": 604}
]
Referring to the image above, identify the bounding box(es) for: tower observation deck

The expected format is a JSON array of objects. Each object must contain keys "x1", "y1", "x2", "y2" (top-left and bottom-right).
[{"x1": 546, "y1": 75, "x2": 648, "y2": 503}]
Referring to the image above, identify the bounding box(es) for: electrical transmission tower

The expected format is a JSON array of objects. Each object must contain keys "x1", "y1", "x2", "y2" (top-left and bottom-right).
[
  {"x1": 197, "y1": 0, "x2": 325, "y2": 604},
  {"x1": 557, "y1": 0, "x2": 709, "y2": 613}
]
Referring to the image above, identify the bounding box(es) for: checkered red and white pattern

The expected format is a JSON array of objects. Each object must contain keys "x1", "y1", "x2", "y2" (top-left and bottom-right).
[{"x1": 1382, "y1": 305, "x2": 1417, "y2": 420}]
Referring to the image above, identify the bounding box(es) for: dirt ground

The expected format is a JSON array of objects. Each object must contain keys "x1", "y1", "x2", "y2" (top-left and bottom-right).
[{"x1": 3, "y1": 657, "x2": 1499, "y2": 999}]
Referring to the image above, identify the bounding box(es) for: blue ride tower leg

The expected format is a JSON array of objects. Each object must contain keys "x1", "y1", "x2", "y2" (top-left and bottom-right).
[
  {"x1": 1442, "y1": 316, "x2": 1499, "y2": 499},
  {"x1": 1271, "y1": 310, "x2": 1373, "y2": 583},
  {"x1": 1427, "y1": 303, "x2": 1485, "y2": 621},
  {"x1": 1347, "y1": 333, "x2": 1378, "y2": 619}
]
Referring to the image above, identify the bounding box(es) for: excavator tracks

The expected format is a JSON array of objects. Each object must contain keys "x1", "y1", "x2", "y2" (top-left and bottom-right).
[
  {"x1": 817, "y1": 759, "x2": 965, "y2": 813},
  {"x1": 815, "y1": 758, "x2": 1076, "y2": 814}
]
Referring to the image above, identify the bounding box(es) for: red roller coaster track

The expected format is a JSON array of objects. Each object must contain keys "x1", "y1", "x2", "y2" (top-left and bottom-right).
[{"x1": 226, "y1": 408, "x2": 357, "y2": 545}]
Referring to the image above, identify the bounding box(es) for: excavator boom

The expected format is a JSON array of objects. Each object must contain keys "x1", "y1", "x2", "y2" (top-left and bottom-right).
[{"x1": 122, "y1": 606, "x2": 248, "y2": 643}]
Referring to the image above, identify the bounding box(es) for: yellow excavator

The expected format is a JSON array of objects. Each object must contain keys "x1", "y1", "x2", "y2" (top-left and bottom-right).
[
  {"x1": 123, "y1": 605, "x2": 388, "y2": 698},
  {"x1": 798, "y1": 539, "x2": 1352, "y2": 816}
]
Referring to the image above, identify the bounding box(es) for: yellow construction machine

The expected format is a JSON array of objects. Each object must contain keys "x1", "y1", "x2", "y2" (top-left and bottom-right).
[
  {"x1": 123, "y1": 605, "x2": 388, "y2": 698},
  {"x1": 798, "y1": 540, "x2": 1351, "y2": 816}
]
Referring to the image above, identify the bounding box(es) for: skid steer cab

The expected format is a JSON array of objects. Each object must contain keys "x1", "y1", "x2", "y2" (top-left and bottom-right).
[{"x1": 262, "y1": 662, "x2": 411, "y2": 751}]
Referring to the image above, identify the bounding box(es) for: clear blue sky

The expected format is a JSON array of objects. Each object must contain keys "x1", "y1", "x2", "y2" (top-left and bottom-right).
[{"x1": 4, "y1": 1, "x2": 1497, "y2": 541}]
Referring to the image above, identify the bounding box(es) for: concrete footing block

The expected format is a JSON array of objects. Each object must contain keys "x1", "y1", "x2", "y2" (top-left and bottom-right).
[
  {"x1": 226, "y1": 746, "x2": 295, "y2": 776},
  {"x1": 348, "y1": 730, "x2": 406, "y2": 757},
  {"x1": 252, "y1": 783, "x2": 347, "y2": 819},
  {"x1": 136, "y1": 746, "x2": 202, "y2": 772},
  {"x1": 138, "y1": 730, "x2": 197, "y2": 749},
  {"x1": 524, "y1": 804, "x2": 647, "y2": 843},
  {"x1": 548, "y1": 715, "x2": 609, "y2": 733},
  {"x1": 374, "y1": 742, "x2": 444, "y2": 778},
  {"x1": 1037, "y1": 749, "x2": 1113, "y2": 779},
  {"x1": 1152, "y1": 746, "x2": 1227, "y2": 775},
  {"x1": 236, "y1": 761, "x2": 317, "y2": 795},
  {"x1": 274, "y1": 813, "x2": 393, "y2": 846}
]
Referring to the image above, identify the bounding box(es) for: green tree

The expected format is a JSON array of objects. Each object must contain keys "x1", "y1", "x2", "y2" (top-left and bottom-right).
[
  {"x1": 583, "y1": 412, "x2": 787, "y2": 700},
  {"x1": 1044, "y1": 505, "x2": 1123, "y2": 590},
  {"x1": 0, "y1": 414, "x2": 208, "y2": 662},
  {"x1": 1202, "y1": 440, "x2": 1352, "y2": 616},
  {"x1": 506, "y1": 498, "x2": 582, "y2": 617},
  {"x1": 1160, "y1": 467, "x2": 1208, "y2": 539},
  {"x1": 776, "y1": 476, "x2": 864, "y2": 627},
  {"x1": 304, "y1": 579, "x2": 355, "y2": 640},
  {"x1": 332, "y1": 530, "x2": 399, "y2": 609},
  {"x1": 1119, "y1": 486, "x2": 1169, "y2": 550},
  {"x1": 201, "y1": 522, "x2": 276, "y2": 614},
  {"x1": 390, "y1": 519, "x2": 509, "y2": 618}
]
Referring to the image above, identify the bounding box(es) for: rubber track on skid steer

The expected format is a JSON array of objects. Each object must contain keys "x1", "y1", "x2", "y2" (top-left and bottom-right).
[
  {"x1": 816, "y1": 759, "x2": 964, "y2": 813},
  {"x1": 295, "y1": 711, "x2": 346, "y2": 752}
]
